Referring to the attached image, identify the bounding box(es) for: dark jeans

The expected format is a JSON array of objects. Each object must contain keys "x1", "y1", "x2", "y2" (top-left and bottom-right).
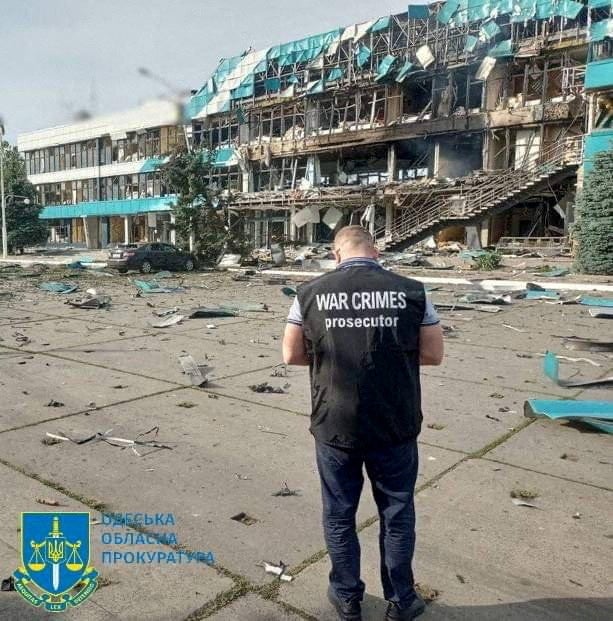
[{"x1": 315, "y1": 439, "x2": 419, "y2": 608}]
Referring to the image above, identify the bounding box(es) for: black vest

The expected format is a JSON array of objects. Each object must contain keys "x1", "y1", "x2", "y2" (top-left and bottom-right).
[{"x1": 297, "y1": 263, "x2": 426, "y2": 449}]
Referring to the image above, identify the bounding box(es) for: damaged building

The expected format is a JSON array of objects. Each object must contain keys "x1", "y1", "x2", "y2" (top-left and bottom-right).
[
  {"x1": 17, "y1": 1, "x2": 613, "y2": 251},
  {"x1": 185, "y1": 0, "x2": 612, "y2": 252}
]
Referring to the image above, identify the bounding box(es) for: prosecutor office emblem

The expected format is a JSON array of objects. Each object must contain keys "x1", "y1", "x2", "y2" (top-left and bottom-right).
[{"x1": 13, "y1": 512, "x2": 98, "y2": 612}]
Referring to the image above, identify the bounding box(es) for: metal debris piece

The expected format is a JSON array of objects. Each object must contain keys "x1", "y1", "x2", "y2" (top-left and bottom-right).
[
  {"x1": 272, "y1": 482, "x2": 300, "y2": 497},
  {"x1": 502, "y1": 324, "x2": 526, "y2": 333},
  {"x1": 559, "y1": 336, "x2": 613, "y2": 353},
  {"x1": 524, "y1": 400, "x2": 613, "y2": 434},
  {"x1": 39, "y1": 282, "x2": 79, "y2": 294},
  {"x1": 434, "y1": 302, "x2": 501, "y2": 313},
  {"x1": 45, "y1": 427, "x2": 174, "y2": 454},
  {"x1": 458, "y1": 292, "x2": 512, "y2": 305},
  {"x1": 281, "y1": 287, "x2": 297, "y2": 298},
  {"x1": 67, "y1": 295, "x2": 111, "y2": 309},
  {"x1": 520, "y1": 289, "x2": 560, "y2": 300},
  {"x1": 220, "y1": 302, "x2": 268, "y2": 312},
  {"x1": 152, "y1": 314, "x2": 184, "y2": 328},
  {"x1": 579, "y1": 296, "x2": 613, "y2": 308},
  {"x1": 249, "y1": 382, "x2": 285, "y2": 394},
  {"x1": 257, "y1": 425, "x2": 288, "y2": 437},
  {"x1": 589, "y1": 307, "x2": 613, "y2": 318},
  {"x1": 511, "y1": 498, "x2": 539, "y2": 508},
  {"x1": 537, "y1": 353, "x2": 600, "y2": 368},
  {"x1": 178, "y1": 354, "x2": 209, "y2": 387},
  {"x1": 1, "y1": 576, "x2": 15, "y2": 591},
  {"x1": 153, "y1": 307, "x2": 180, "y2": 317},
  {"x1": 259, "y1": 561, "x2": 293, "y2": 582},
  {"x1": 543, "y1": 351, "x2": 613, "y2": 388},
  {"x1": 46, "y1": 399, "x2": 64, "y2": 408},
  {"x1": 231, "y1": 512, "x2": 257, "y2": 526},
  {"x1": 234, "y1": 473, "x2": 251, "y2": 480},
  {"x1": 134, "y1": 279, "x2": 185, "y2": 294},
  {"x1": 189, "y1": 307, "x2": 237, "y2": 318}
]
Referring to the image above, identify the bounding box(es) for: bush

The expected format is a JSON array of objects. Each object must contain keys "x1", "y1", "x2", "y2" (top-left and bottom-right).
[{"x1": 473, "y1": 251, "x2": 502, "y2": 271}]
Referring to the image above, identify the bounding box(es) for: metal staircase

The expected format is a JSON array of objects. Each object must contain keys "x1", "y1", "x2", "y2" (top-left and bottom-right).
[{"x1": 376, "y1": 135, "x2": 583, "y2": 250}]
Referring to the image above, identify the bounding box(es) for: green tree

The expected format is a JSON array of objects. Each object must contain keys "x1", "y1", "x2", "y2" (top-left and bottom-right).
[
  {"x1": 573, "y1": 148, "x2": 613, "y2": 275},
  {"x1": 1, "y1": 141, "x2": 48, "y2": 252},
  {"x1": 161, "y1": 148, "x2": 249, "y2": 265}
]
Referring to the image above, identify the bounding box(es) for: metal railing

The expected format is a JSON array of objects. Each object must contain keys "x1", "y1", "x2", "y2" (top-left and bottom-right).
[{"x1": 376, "y1": 135, "x2": 583, "y2": 246}]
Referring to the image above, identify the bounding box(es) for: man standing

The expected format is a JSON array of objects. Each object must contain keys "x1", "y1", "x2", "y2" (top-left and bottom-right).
[{"x1": 283, "y1": 226, "x2": 443, "y2": 621}]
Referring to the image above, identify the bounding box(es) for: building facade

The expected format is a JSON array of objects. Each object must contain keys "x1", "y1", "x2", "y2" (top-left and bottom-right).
[
  {"x1": 18, "y1": 100, "x2": 185, "y2": 248},
  {"x1": 185, "y1": 0, "x2": 612, "y2": 250}
]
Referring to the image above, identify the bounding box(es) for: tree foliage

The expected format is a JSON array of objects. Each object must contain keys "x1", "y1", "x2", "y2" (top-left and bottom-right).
[
  {"x1": 1, "y1": 142, "x2": 48, "y2": 252},
  {"x1": 573, "y1": 148, "x2": 613, "y2": 275},
  {"x1": 161, "y1": 148, "x2": 249, "y2": 265}
]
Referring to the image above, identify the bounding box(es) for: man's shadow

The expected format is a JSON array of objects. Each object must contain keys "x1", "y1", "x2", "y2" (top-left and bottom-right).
[{"x1": 362, "y1": 594, "x2": 613, "y2": 620}]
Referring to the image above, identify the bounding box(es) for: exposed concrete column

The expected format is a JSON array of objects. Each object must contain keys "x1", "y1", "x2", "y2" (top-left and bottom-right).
[
  {"x1": 170, "y1": 213, "x2": 176, "y2": 245},
  {"x1": 254, "y1": 219, "x2": 262, "y2": 247},
  {"x1": 289, "y1": 207, "x2": 297, "y2": 241},
  {"x1": 387, "y1": 144, "x2": 398, "y2": 181},
  {"x1": 368, "y1": 204, "x2": 375, "y2": 236},
  {"x1": 83, "y1": 216, "x2": 101, "y2": 249},
  {"x1": 480, "y1": 218, "x2": 491, "y2": 247},
  {"x1": 385, "y1": 203, "x2": 393, "y2": 238},
  {"x1": 306, "y1": 222, "x2": 315, "y2": 243},
  {"x1": 123, "y1": 216, "x2": 131, "y2": 244},
  {"x1": 433, "y1": 141, "x2": 440, "y2": 177}
]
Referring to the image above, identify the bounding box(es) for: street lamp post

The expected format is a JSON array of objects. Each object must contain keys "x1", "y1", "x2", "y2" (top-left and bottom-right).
[{"x1": 0, "y1": 120, "x2": 6, "y2": 258}]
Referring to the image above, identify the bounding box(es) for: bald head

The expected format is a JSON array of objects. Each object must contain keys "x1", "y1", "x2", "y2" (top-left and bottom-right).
[{"x1": 333, "y1": 226, "x2": 378, "y2": 263}]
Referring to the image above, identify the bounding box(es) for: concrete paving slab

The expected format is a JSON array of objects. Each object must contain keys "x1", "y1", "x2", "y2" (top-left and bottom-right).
[
  {"x1": 208, "y1": 366, "x2": 311, "y2": 414},
  {"x1": 279, "y1": 458, "x2": 613, "y2": 620},
  {"x1": 0, "y1": 308, "x2": 57, "y2": 325},
  {"x1": 0, "y1": 352, "x2": 174, "y2": 432},
  {"x1": 0, "y1": 318, "x2": 146, "y2": 352},
  {"x1": 207, "y1": 594, "x2": 303, "y2": 620},
  {"x1": 487, "y1": 418, "x2": 613, "y2": 489},
  {"x1": 54, "y1": 333, "x2": 281, "y2": 384},
  {"x1": 420, "y1": 375, "x2": 534, "y2": 454},
  {"x1": 0, "y1": 391, "x2": 463, "y2": 586},
  {"x1": 423, "y1": 340, "x2": 572, "y2": 397},
  {"x1": 185, "y1": 317, "x2": 285, "y2": 351},
  {"x1": 0, "y1": 464, "x2": 232, "y2": 621}
]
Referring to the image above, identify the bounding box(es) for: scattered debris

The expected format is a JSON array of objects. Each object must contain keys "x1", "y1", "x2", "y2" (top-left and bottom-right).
[
  {"x1": 502, "y1": 324, "x2": 526, "y2": 333},
  {"x1": 231, "y1": 512, "x2": 258, "y2": 526},
  {"x1": 178, "y1": 354, "x2": 209, "y2": 387},
  {"x1": 177, "y1": 401, "x2": 197, "y2": 409},
  {"x1": 272, "y1": 482, "x2": 300, "y2": 497},
  {"x1": 455, "y1": 574, "x2": 466, "y2": 584},
  {"x1": 485, "y1": 414, "x2": 501, "y2": 421},
  {"x1": 415, "y1": 583, "x2": 440, "y2": 603},
  {"x1": 46, "y1": 399, "x2": 64, "y2": 408},
  {"x1": 510, "y1": 488, "x2": 539, "y2": 500},
  {"x1": 427, "y1": 423, "x2": 446, "y2": 430},
  {"x1": 152, "y1": 314, "x2": 184, "y2": 328},
  {"x1": 560, "y1": 453, "x2": 579, "y2": 462},
  {"x1": 589, "y1": 307, "x2": 613, "y2": 319},
  {"x1": 259, "y1": 561, "x2": 293, "y2": 582},
  {"x1": 458, "y1": 292, "x2": 512, "y2": 305},
  {"x1": 44, "y1": 427, "x2": 173, "y2": 455},
  {"x1": 249, "y1": 382, "x2": 286, "y2": 394},
  {"x1": 257, "y1": 425, "x2": 288, "y2": 437},
  {"x1": 282, "y1": 286, "x2": 297, "y2": 298},
  {"x1": 39, "y1": 282, "x2": 79, "y2": 294},
  {"x1": 270, "y1": 364, "x2": 287, "y2": 378},
  {"x1": 532, "y1": 267, "x2": 569, "y2": 277},
  {"x1": 434, "y1": 302, "x2": 501, "y2": 313},
  {"x1": 511, "y1": 498, "x2": 539, "y2": 509},
  {"x1": 572, "y1": 512, "x2": 582, "y2": 520},
  {"x1": 36, "y1": 497, "x2": 65, "y2": 507},
  {"x1": 1, "y1": 576, "x2": 15, "y2": 591},
  {"x1": 220, "y1": 302, "x2": 268, "y2": 313},
  {"x1": 543, "y1": 351, "x2": 613, "y2": 388},
  {"x1": 153, "y1": 307, "x2": 180, "y2": 317},
  {"x1": 559, "y1": 336, "x2": 613, "y2": 353},
  {"x1": 134, "y1": 279, "x2": 185, "y2": 294},
  {"x1": 489, "y1": 393, "x2": 504, "y2": 399},
  {"x1": 67, "y1": 295, "x2": 111, "y2": 309},
  {"x1": 189, "y1": 307, "x2": 237, "y2": 318},
  {"x1": 41, "y1": 436, "x2": 62, "y2": 446},
  {"x1": 579, "y1": 295, "x2": 613, "y2": 308},
  {"x1": 520, "y1": 289, "x2": 560, "y2": 300},
  {"x1": 234, "y1": 473, "x2": 251, "y2": 480}
]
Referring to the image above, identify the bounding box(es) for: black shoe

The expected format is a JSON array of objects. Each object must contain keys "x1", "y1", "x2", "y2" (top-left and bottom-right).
[
  {"x1": 327, "y1": 585, "x2": 362, "y2": 621},
  {"x1": 385, "y1": 595, "x2": 426, "y2": 620}
]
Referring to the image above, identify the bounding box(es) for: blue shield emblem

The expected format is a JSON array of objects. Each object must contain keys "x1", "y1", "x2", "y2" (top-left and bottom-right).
[{"x1": 13, "y1": 512, "x2": 98, "y2": 612}]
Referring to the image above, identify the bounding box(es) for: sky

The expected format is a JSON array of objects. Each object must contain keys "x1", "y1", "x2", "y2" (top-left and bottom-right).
[{"x1": 1, "y1": 0, "x2": 406, "y2": 143}]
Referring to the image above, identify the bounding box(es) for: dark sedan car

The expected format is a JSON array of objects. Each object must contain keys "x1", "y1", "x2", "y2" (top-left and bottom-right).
[{"x1": 107, "y1": 242, "x2": 197, "y2": 273}]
